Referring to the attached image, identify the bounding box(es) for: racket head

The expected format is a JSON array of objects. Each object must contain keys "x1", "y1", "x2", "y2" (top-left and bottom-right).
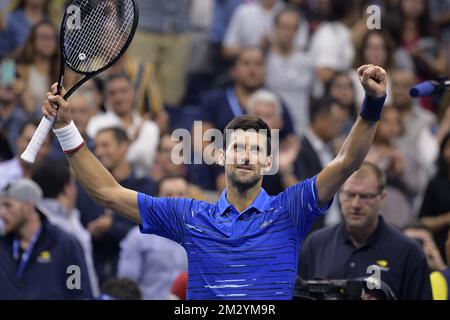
[{"x1": 60, "y1": 0, "x2": 139, "y2": 77}]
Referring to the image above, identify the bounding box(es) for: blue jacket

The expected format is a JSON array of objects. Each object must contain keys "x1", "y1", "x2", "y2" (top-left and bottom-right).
[{"x1": 0, "y1": 218, "x2": 92, "y2": 299}]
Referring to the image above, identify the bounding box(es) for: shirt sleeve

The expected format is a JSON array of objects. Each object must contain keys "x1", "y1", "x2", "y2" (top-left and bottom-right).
[
  {"x1": 137, "y1": 193, "x2": 189, "y2": 244},
  {"x1": 282, "y1": 175, "x2": 333, "y2": 239}
]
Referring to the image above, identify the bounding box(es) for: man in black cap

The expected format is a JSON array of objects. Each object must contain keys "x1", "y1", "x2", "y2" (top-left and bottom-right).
[{"x1": 0, "y1": 178, "x2": 92, "y2": 299}]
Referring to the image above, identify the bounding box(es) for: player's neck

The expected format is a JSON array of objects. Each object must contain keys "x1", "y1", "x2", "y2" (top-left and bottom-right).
[{"x1": 227, "y1": 182, "x2": 262, "y2": 213}]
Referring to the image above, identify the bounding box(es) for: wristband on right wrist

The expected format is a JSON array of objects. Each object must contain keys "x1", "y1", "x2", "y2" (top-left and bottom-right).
[
  {"x1": 359, "y1": 94, "x2": 386, "y2": 122},
  {"x1": 53, "y1": 121, "x2": 84, "y2": 154}
]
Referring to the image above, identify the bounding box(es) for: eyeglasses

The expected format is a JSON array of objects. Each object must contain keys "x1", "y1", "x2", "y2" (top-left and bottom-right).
[{"x1": 340, "y1": 191, "x2": 381, "y2": 202}]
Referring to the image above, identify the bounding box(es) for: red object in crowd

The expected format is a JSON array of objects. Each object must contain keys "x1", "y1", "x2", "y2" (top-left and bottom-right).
[{"x1": 171, "y1": 271, "x2": 188, "y2": 300}]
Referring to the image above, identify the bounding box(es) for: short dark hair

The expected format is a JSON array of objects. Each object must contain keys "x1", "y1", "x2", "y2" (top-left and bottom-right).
[
  {"x1": 96, "y1": 127, "x2": 129, "y2": 144},
  {"x1": 157, "y1": 175, "x2": 187, "y2": 196},
  {"x1": 310, "y1": 95, "x2": 345, "y2": 124},
  {"x1": 328, "y1": 0, "x2": 356, "y2": 21},
  {"x1": 223, "y1": 115, "x2": 272, "y2": 155},
  {"x1": 100, "y1": 277, "x2": 142, "y2": 300},
  {"x1": 32, "y1": 159, "x2": 71, "y2": 198},
  {"x1": 232, "y1": 47, "x2": 265, "y2": 68}
]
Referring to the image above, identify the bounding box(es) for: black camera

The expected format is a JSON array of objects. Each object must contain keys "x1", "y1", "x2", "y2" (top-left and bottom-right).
[{"x1": 293, "y1": 278, "x2": 397, "y2": 300}]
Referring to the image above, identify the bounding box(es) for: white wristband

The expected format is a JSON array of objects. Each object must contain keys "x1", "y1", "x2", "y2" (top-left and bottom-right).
[{"x1": 53, "y1": 121, "x2": 84, "y2": 154}]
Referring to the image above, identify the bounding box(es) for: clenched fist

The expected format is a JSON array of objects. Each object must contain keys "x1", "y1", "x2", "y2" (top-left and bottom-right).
[{"x1": 357, "y1": 64, "x2": 388, "y2": 98}]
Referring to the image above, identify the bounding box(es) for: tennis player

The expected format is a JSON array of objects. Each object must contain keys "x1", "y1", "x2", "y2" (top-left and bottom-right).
[{"x1": 43, "y1": 64, "x2": 387, "y2": 300}]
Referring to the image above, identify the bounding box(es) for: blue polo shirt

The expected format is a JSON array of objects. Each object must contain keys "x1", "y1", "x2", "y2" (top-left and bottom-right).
[
  {"x1": 138, "y1": 176, "x2": 332, "y2": 300},
  {"x1": 299, "y1": 217, "x2": 432, "y2": 300}
]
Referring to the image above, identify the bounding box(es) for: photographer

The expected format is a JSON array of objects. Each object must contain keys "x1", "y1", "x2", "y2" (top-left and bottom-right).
[{"x1": 298, "y1": 162, "x2": 432, "y2": 300}]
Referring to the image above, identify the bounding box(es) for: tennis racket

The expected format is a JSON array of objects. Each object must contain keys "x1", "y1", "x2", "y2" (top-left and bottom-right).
[{"x1": 20, "y1": 0, "x2": 139, "y2": 163}]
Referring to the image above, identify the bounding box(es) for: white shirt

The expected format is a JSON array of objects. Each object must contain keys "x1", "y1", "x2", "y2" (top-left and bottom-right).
[
  {"x1": 0, "y1": 157, "x2": 23, "y2": 190},
  {"x1": 266, "y1": 50, "x2": 314, "y2": 135},
  {"x1": 309, "y1": 22, "x2": 355, "y2": 71},
  {"x1": 224, "y1": 2, "x2": 309, "y2": 51},
  {"x1": 304, "y1": 128, "x2": 341, "y2": 226},
  {"x1": 87, "y1": 111, "x2": 159, "y2": 177}
]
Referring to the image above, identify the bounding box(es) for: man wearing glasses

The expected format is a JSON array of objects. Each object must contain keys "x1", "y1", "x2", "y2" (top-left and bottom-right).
[{"x1": 298, "y1": 162, "x2": 432, "y2": 300}]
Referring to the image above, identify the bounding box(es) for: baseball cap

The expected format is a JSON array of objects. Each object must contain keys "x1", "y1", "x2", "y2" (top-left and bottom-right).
[{"x1": 0, "y1": 178, "x2": 50, "y2": 217}]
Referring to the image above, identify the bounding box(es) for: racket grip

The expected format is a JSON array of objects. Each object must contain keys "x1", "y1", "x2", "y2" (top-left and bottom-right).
[{"x1": 20, "y1": 116, "x2": 55, "y2": 163}]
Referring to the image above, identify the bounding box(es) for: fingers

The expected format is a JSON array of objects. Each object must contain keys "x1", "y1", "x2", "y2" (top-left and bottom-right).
[{"x1": 50, "y1": 82, "x2": 67, "y2": 97}]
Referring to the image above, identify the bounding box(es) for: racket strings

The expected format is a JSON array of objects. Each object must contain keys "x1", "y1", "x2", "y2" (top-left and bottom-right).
[{"x1": 64, "y1": 0, "x2": 134, "y2": 73}]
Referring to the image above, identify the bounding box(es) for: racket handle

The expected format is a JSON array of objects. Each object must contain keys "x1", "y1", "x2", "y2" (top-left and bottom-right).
[{"x1": 20, "y1": 116, "x2": 55, "y2": 163}]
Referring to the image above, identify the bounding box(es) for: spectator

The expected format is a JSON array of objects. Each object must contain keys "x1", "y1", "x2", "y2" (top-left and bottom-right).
[
  {"x1": 403, "y1": 225, "x2": 447, "y2": 272},
  {"x1": 419, "y1": 132, "x2": 450, "y2": 260},
  {"x1": 293, "y1": 96, "x2": 348, "y2": 230},
  {"x1": 284, "y1": 0, "x2": 330, "y2": 35},
  {"x1": 266, "y1": 7, "x2": 314, "y2": 135},
  {"x1": 0, "y1": 120, "x2": 52, "y2": 190},
  {"x1": 15, "y1": 21, "x2": 66, "y2": 116},
  {"x1": 351, "y1": 30, "x2": 411, "y2": 107},
  {"x1": 0, "y1": 79, "x2": 27, "y2": 159},
  {"x1": 309, "y1": 0, "x2": 358, "y2": 86},
  {"x1": 391, "y1": 0, "x2": 446, "y2": 112},
  {"x1": 86, "y1": 73, "x2": 160, "y2": 177},
  {"x1": 325, "y1": 72, "x2": 357, "y2": 134},
  {"x1": 99, "y1": 277, "x2": 142, "y2": 300},
  {"x1": 365, "y1": 106, "x2": 421, "y2": 229},
  {"x1": 106, "y1": 54, "x2": 167, "y2": 134},
  {"x1": 429, "y1": 0, "x2": 450, "y2": 76},
  {"x1": 32, "y1": 159, "x2": 100, "y2": 297},
  {"x1": 0, "y1": 0, "x2": 50, "y2": 58},
  {"x1": 200, "y1": 47, "x2": 294, "y2": 138},
  {"x1": 298, "y1": 162, "x2": 432, "y2": 300},
  {"x1": 429, "y1": 229, "x2": 450, "y2": 300},
  {"x1": 151, "y1": 133, "x2": 188, "y2": 182},
  {"x1": 0, "y1": 178, "x2": 92, "y2": 299},
  {"x1": 392, "y1": 68, "x2": 438, "y2": 183},
  {"x1": 130, "y1": 0, "x2": 191, "y2": 107},
  {"x1": 223, "y1": 0, "x2": 309, "y2": 60},
  {"x1": 118, "y1": 176, "x2": 188, "y2": 300},
  {"x1": 76, "y1": 127, "x2": 157, "y2": 284}
]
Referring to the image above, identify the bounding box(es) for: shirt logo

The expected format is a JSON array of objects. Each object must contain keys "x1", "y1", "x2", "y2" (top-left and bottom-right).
[
  {"x1": 37, "y1": 251, "x2": 52, "y2": 263},
  {"x1": 260, "y1": 220, "x2": 273, "y2": 229},
  {"x1": 376, "y1": 260, "x2": 389, "y2": 271}
]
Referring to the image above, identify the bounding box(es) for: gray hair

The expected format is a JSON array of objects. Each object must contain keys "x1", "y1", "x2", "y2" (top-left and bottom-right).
[{"x1": 247, "y1": 89, "x2": 282, "y2": 117}]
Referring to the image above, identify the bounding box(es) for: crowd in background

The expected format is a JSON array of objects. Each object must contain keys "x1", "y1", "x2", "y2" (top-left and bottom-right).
[{"x1": 1, "y1": 0, "x2": 450, "y2": 300}]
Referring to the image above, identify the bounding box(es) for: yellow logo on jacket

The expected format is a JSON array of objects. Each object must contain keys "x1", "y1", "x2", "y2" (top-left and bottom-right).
[{"x1": 37, "y1": 251, "x2": 52, "y2": 263}]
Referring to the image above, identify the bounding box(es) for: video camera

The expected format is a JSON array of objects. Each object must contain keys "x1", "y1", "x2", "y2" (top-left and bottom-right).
[{"x1": 293, "y1": 278, "x2": 397, "y2": 300}]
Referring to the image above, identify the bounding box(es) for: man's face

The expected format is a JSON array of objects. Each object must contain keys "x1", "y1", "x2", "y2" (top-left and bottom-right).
[
  {"x1": 95, "y1": 131, "x2": 127, "y2": 171},
  {"x1": 392, "y1": 70, "x2": 415, "y2": 110},
  {"x1": 232, "y1": 49, "x2": 265, "y2": 92},
  {"x1": 339, "y1": 173, "x2": 385, "y2": 230},
  {"x1": 276, "y1": 11, "x2": 300, "y2": 48},
  {"x1": 0, "y1": 198, "x2": 30, "y2": 235},
  {"x1": 158, "y1": 135, "x2": 184, "y2": 175},
  {"x1": 17, "y1": 124, "x2": 51, "y2": 162},
  {"x1": 376, "y1": 108, "x2": 402, "y2": 143},
  {"x1": 70, "y1": 96, "x2": 92, "y2": 135},
  {"x1": 316, "y1": 104, "x2": 347, "y2": 142},
  {"x1": 221, "y1": 130, "x2": 271, "y2": 191},
  {"x1": 159, "y1": 178, "x2": 188, "y2": 198},
  {"x1": 105, "y1": 78, "x2": 134, "y2": 116}
]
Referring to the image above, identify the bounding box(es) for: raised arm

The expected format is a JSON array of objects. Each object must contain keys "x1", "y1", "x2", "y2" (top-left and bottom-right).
[
  {"x1": 316, "y1": 65, "x2": 388, "y2": 207},
  {"x1": 43, "y1": 84, "x2": 140, "y2": 223}
]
